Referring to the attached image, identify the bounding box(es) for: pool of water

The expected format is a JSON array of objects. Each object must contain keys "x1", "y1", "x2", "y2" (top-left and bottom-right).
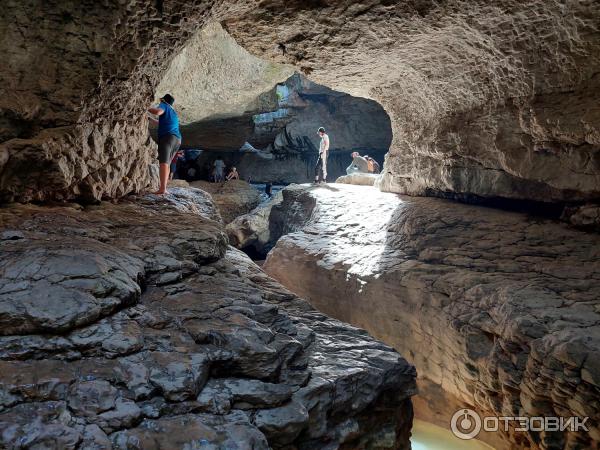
[
  {"x1": 411, "y1": 420, "x2": 494, "y2": 450},
  {"x1": 250, "y1": 183, "x2": 286, "y2": 203}
]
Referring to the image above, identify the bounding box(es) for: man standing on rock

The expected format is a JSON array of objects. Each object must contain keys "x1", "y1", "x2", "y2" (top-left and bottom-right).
[
  {"x1": 314, "y1": 127, "x2": 329, "y2": 183},
  {"x1": 148, "y1": 93, "x2": 181, "y2": 195}
]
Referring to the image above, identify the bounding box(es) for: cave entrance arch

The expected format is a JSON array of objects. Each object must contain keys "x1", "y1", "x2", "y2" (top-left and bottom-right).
[{"x1": 153, "y1": 22, "x2": 392, "y2": 186}]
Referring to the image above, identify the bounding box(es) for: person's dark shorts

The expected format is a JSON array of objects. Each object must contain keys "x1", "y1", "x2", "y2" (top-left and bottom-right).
[{"x1": 158, "y1": 134, "x2": 181, "y2": 164}]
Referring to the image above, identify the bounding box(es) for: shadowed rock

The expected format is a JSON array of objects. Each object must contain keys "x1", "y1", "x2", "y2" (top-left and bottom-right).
[
  {"x1": 189, "y1": 180, "x2": 260, "y2": 224},
  {"x1": 0, "y1": 190, "x2": 415, "y2": 449}
]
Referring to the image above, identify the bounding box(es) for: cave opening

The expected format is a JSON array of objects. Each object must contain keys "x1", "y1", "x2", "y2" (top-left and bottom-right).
[{"x1": 152, "y1": 22, "x2": 392, "y2": 195}]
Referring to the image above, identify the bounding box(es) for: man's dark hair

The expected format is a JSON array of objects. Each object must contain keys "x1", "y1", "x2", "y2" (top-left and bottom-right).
[
  {"x1": 318, "y1": 127, "x2": 325, "y2": 133},
  {"x1": 161, "y1": 94, "x2": 175, "y2": 105}
]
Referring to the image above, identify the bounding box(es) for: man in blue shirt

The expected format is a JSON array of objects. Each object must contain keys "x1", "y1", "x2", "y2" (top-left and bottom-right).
[{"x1": 148, "y1": 93, "x2": 182, "y2": 194}]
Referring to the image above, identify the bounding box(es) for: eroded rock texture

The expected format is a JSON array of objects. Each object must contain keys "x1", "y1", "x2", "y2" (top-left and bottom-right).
[
  {"x1": 224, "y1": 1, "x2": 600, "y2": 202},
  {"x1": 189, "y1": 180, "x2": 261, "y2": 224},
  {"x1": 0, "y1": 189, "x2": 416, "y2": 449},
  {"x1": 3, "y1": 1, "x2": 599, "y2": 203},
  {"x1": 263, "y1": 184, "x2": 600, "y2": 450},
  {"x1": 156, "y1": 22, "x2": 292, "y2": 126}
]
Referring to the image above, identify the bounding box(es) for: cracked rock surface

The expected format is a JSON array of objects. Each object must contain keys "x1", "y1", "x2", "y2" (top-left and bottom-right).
[
  {"x1": 264, "y1": 184, "x2": 600, "y2": 450},
  {"x1": 0, "y1": 187, "x2": 415, "y2": 449},
  {"x1": 190, "y1": 180, "x2": 261, "y2": 225}
]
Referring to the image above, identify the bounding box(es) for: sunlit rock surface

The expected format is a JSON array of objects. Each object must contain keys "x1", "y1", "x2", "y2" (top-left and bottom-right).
[
  {"x1": 0, "y1": 189, "x2": 415, "y2": 449},
  {"x1": 263, "y1": 184, "x2": 600, "y2": 450},
  {"x1": 337, "y1": 173, "x2": 380, "y2": 186},
  {"x1": 156, "y1": 22, "x2": 292, "y2": 126}
]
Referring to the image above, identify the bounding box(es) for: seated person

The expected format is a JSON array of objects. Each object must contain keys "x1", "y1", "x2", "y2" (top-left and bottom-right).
[
  {"x1": 226, "y1": 167, "x2": 240, "y2": 181},
  {"x1": 364, "y1": 155, "x2": 381, "y2": 174},
  {"x1": 346, "y1": 152, "x2": 370, "y2": 175}
]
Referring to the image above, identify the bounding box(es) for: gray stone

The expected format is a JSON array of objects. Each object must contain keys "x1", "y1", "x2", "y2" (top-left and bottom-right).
[
  {"x1": 68, "y1": 380, "x2": 118, "y2": 417},
  {"x1": 0, "y1": 189, "x2": 415, "y2": 449},
  {"x1": 254, "y1": 400, "x2": 309, "y2": 445}
]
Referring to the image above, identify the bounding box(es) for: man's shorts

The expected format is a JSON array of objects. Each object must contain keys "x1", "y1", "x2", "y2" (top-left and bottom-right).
[{"x1": 158, "y1": 134, "x2": 181, "y2": 164}]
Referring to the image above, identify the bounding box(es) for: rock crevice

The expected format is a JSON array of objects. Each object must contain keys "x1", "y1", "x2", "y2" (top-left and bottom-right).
[{"x1": 0, "y1": 188, "x2": 416, "y2": 449}]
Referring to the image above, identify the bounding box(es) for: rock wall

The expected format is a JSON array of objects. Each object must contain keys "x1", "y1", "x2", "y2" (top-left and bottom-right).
[
  {"x1": 224, "y1": 1, "x2": 600, "y2": 203},
  {"x1": 3, "y1": 1, "x2": 598, "y2": 203},
  {"x1": 189, "y1": 179, "x2": 261, "y2": 224},
  {"x1": 155, "y1": 22, "x2": 293, "y2": 125},
  {"x1": 0, "y1": 1, "x2": 216, "y2": 202},
  {"x1": 254, "y1": 74, "x2": 392, "y2": 157},
  {"x1": 0, "y1": 188, "x2": 416, "y2": 449},
  {"x1": 262, "y1": 184, "x2": 600, "y2": 450}
]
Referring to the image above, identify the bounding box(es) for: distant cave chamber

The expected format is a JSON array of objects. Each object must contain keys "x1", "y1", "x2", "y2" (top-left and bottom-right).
[{"x1": 161, "y1": 72, "x2": 392, "y2": 184}]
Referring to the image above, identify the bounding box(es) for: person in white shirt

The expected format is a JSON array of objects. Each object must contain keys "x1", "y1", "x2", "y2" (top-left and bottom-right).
[{"x1": 314, "y1": 127, "x2": 329, "y2": 183}]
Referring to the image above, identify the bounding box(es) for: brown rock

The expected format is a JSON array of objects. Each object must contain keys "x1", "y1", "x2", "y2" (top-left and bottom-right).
[
  {"x1": 263, "y1": 184, "x2": 600, "y2": 450},
  {"x1": 190, "y1": 180, "x2": 260, "y2": 224}
]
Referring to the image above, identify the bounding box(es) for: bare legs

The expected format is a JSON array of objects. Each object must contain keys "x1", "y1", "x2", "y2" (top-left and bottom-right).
[{"x1": 155, "y1": 163, "x2": 170, "y2": 195}]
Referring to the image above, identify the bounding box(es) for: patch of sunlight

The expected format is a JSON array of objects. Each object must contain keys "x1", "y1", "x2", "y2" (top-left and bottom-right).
[
  {"x1": 308, "y1": 184, "x2": 403, "y2": 278},
  {"x1": 411, "y1": 420, "x2": 495, "y2": 450}
]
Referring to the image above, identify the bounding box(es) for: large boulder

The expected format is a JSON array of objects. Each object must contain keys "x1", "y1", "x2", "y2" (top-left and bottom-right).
[
  {"x1": 226, "y1": 191, "x2": 284, "y2": 256},
  {"x1": 336, "y1": 173, "x2": 379, "y2": 186},
  {"x1": 0, "y1": 190, "x2": 416, "y2": 449},
  {"x1": 263, "y1": 184, "x2": 600, "y2": 450}
]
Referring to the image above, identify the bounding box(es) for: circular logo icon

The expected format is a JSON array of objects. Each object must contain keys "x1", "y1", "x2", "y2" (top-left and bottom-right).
[{"x1": 451, "y1": 408, "x2": 482, "y2": 440}]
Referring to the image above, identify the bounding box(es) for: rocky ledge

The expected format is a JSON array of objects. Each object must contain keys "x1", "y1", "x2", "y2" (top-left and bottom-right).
[
  {"x1": 262, "y1": 184, "x2": 600, "y2": 450},
  {"x1": 190, "y1": 180, "x2": 261, "y2": 224},
  {"x1": 0, "y1": 187, "x2": 415, "y2": 449}
]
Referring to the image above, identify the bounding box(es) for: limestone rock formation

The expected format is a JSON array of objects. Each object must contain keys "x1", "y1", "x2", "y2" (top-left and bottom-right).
[
  {"x1": 155, "y1": 22, "x2": 293, "y2": 126},
  {"x1": 167, "y1": 179, "x2": 191, "y2": 189},
  {"x1": 0, "y1": 189, "x2": 416, "y2": 449},
  {"x1": 248, "y1": 74, "x2": 392, "y2": 158},
  {"x1": 3, "y1": 2, "x2": 599, "y2": 204},
  {"x1": 227, "y1": 185, "x2": 320, "y2": 258},
  {"x1": 227, "y1": 191, "x2": 285, "y2": 256},
  {"x1": 561, "y1": 203, "x2": 600, "y2": 232},
  {"x1": 189, "y1": 180, "x2": 260, "y2": 224},
  {"x1": 263, "y1": 184, "x2": 600, "y2": 450},
  {"x1": 224, "y1": 1, "x2": 600, "y2": 203}
]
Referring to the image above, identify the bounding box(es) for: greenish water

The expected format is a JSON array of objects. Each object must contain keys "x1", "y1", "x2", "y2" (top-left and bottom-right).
[{"x1": 411, "y1": 420, "x2": 495, "y2": 450}]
